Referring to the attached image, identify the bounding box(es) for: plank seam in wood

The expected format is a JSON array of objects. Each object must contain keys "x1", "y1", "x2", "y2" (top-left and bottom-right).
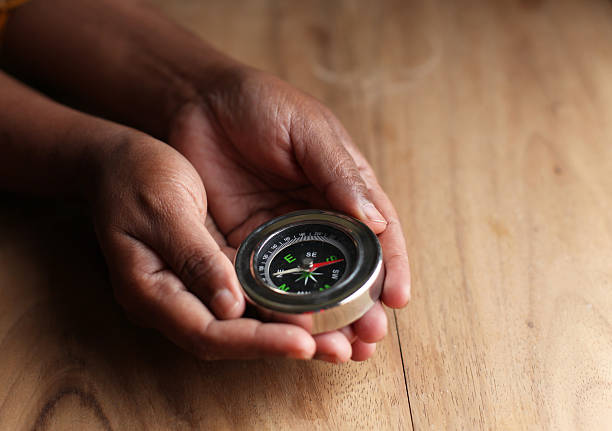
[{"x1": 394, "y1": 309, "x2": 415, "y2": 430}]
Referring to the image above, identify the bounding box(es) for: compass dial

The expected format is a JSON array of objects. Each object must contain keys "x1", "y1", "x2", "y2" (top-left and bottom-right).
[
  {"x1": 254, "y1": 224, "x2": 356, "y2": 295},
  {"x1": 235, "y1": 210, "x2": 383, "y2": 334}
]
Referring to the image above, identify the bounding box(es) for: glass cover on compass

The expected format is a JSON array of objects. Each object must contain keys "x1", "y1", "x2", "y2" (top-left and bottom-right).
[{"x1": 253, "y1": 223, "x2": 358, "y2": 295}]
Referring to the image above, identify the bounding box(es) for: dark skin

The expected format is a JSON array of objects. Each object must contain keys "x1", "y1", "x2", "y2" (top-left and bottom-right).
[{"x1": 0, "y1": 0, "x2": 410, "y2": 362}]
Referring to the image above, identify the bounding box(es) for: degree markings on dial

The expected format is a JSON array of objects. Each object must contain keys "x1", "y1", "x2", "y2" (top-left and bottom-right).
[{"x1": 259, "y1": 230, "x2": 349, "y2": 291}]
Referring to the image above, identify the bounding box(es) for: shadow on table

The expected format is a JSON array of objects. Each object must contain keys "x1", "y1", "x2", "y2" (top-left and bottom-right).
[{"x1": 0, "y1": 195, "x2": 322, "y2": 430}]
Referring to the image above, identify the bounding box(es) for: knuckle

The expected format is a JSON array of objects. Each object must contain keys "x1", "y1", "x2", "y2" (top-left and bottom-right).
[
  {"x1": 322, "y1": 152, "x2": 366, "y2": 192},
  {"x1": 134, "y1": 186, "x2": 178, "y2": 222},
  {"x1": 352, "y1": 176, "x2": 369, "y2": 197},
  {"x1": 131, "y1": 175, "x2": 205, "y2": 224},
  {"x1": 177, "y1": 248, "x2": 220, "y2": 289}
]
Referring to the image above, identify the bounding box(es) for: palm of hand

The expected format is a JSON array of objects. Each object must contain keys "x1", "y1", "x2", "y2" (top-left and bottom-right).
[
  {"x1": 169, "y1": 73, "x2": 394, "y2": 361},
  {"x1": 171, "y1": 96, "x2": 325, "y2": 247}
]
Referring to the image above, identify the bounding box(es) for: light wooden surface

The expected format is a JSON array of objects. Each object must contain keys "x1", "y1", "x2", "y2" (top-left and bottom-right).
[{"x1": 2, "y1": 0, "x2": 612, "y2": 429}]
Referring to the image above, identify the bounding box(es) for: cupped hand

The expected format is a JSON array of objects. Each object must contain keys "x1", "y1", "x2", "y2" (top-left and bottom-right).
[
  {"x1": 169, "y1": 67, "x2": 411, "y2": 362},
  {"x1": 91, "y1": 134, "x2": 319, "y2": 360}
]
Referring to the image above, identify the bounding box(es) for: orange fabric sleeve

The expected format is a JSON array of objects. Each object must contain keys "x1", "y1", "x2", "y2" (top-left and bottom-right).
[{"x1": 0, "y1": 0, "x2": 31, "y2": 39}]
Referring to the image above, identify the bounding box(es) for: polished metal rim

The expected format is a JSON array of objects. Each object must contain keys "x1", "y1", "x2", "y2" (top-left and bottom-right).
[{"x1": 234, "y1": 210, "x2": 383, "y2": 333}]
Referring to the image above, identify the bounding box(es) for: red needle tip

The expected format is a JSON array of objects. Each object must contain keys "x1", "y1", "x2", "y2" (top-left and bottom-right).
[{"x1": 310, "y1": 259, "x2": 344, "y2": 270}]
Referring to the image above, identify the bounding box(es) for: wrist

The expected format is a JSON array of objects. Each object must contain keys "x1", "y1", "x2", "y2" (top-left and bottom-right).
[
  {"x1": 1, "y1": 0, "x2": 244, "y2": 140},
  {"x1": 167, "y1": 62, "x2": 259, "y2": 145},
  {"x1": 159, "y1": 55, "x2": 243, "y2": 134},
  {"x1": 82, "y1": 128, "x2": 157, "y2": 202}
]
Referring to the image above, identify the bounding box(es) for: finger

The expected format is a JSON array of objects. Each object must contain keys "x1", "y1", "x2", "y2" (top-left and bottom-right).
[
  {"x1": 342, "y1": 144, "x2": 411, "y2": 308},
  {"x1": 204, "y1": 215, "x2": 237, "y2": 261},
  {"x1": 351, "y1": 340, "x2": 377, "y2": 362},
  {"x1": 193, "y1": 318, "x2": 316, "y2": 360},
  {"x1": 140, "y1": 205, "x2": 245, "y2": 320},
  {"x1": 339, "y1": 325, "x2": 357, "y2": 343},
  {"x1": 255, "y1": 308, "x2": 314, "y2": 333},
  {"x1": 290, "y1": 110, "x2": 387, "y2": 234},
  {"x1": 377, "y1": 213, "x2": 411, "y2": 307},
  {"x1": 313, "y1": 330, "x2": 353, "y2": 363},
  {"x1": 224, "y1": 200, "x2": 310, "y2": 248},
  {"x1": 102, "y1": 231, "x2": 316, "y2": 360},
  {"x1": 351, "y1": 301, "x2": 388, "y2": 343},
  {"x1": 365, "y1": 183, "x2": 411, "y2": 307}
]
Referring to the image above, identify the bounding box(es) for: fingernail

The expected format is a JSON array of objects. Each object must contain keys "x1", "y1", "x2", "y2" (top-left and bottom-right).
[
  {"x1": 361, "y1": 200, "x2": 387, "y2": 225},
  {"x1": 314, "y1": 354, "x2": 340, "y2": 363},
  {"x1": 211, "y1": 289, "x2": 239, "y2": 315}
]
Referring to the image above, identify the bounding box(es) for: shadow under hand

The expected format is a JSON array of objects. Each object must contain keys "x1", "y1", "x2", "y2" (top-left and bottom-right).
[{"x1": 0, "y1": 195, "x2": 324, "y2": 431}]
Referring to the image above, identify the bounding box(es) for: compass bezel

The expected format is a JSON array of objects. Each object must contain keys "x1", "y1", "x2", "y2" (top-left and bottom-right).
[{"x1": 234, "y1": 210, "x2": 383, "y2": 333}]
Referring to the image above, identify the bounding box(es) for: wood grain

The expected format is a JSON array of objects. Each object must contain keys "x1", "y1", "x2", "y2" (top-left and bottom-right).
[
  {"x1": 379, "y1": 0, "x2": 612, "y2": 429},
  {"x1": 0, "y1": 199, "x2": 410, "y2": 430},
  {"x1": 2, "y1": 0, "x2": 612, "y2": 429}
]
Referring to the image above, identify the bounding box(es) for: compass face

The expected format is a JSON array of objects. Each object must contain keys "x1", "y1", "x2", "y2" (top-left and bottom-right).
[
  {"x1": 253, "y1": 223, "x2": 357, "y2": 295},
  {"x1": 235, "y1": 210, "x2": 383, "y2": 333}
]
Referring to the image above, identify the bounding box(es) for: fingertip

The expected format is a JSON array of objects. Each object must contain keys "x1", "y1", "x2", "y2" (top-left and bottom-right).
[
  {"x1": 351, "y1": 340, "x2": 376, "y2": 362},
  {"x1": 381, "y1": 248, "x2": 411, "y2": 309},
  {"x1": 352, "y1": 302, "x2": 387, "y2": 343},
  {"x1": 210, "y1": 288, "x2": 245, "y2": 319},
  {"x1": 207, "y1": 259, "x2": 246, "y2": 319},
  {"x1": 288, "y1": 340, "x2": 317, "y2": 360},
  {"x1": 381, "y1": 281, "x2": 411, "y2": 309},
  {"x1": 283, "y1": 326, "x2": 316, "y2": 359},
  {"x1": 313, "y1": 331, "x2": 352, "y2": 363},
  {"x1": 196, "y1": 252, "x2": 247, "y2": 319}
]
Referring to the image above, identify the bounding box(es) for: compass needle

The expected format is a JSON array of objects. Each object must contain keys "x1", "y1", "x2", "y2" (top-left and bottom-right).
[{"x1": 273, "y1": 267, "x2": 302, "y2": 277}]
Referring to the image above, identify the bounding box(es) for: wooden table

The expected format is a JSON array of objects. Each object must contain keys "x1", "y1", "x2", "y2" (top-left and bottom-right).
[{"x1": 2, "y1": 0, "x2": 612, "y2": 429}]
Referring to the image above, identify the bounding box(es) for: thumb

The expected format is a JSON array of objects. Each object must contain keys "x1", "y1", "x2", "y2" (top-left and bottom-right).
[
  {"x1": 142, "y1": 207, "x2": 245, "y2": 320},
  {"x1": 290, "y1": 111, "x2": 387, "y2": 233}
]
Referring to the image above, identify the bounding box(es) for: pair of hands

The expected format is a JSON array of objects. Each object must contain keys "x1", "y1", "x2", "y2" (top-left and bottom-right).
[{"x1": 92, "y1": 67, "x2": 410, "y2": 362}]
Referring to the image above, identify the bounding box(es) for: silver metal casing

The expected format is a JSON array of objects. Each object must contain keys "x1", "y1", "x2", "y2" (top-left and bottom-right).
[{"x1": 234, "y1": 210, "x2": 384, "y2": 334}]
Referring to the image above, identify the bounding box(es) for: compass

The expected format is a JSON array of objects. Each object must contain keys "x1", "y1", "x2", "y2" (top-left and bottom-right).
[{"x1": 234, "y1": 210, "x2": 383, "y2": 334}]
